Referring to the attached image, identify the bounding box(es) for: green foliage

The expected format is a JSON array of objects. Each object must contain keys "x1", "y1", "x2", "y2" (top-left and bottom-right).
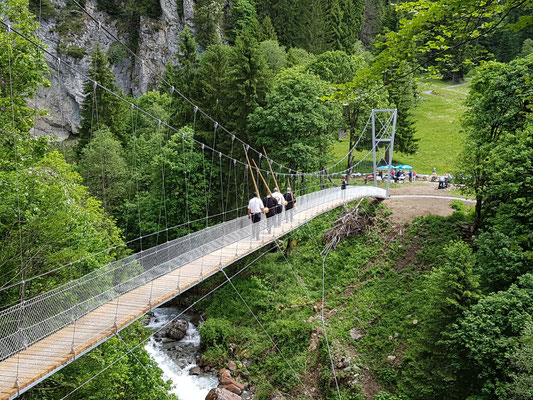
[
  {"x1": 79, "y1": 128, "x2": 129, "y2": 214},
  {"x1": 28, "y1": 0, "x2": 57, "y2": 19},
  {"x1": 22, "y1": 322, "x2": 176, "y2": 400},
  {"x1": 248, "y1": 68, "x2": 342, "y2": 171},
  {"x1": 507, "y1": 322, "x2": 533, "y2": 400},
  {"x1": 520, "y1": 38, "x2": 533, "y2": 58},
  {"x1": 63, "y1": 44, "x2": 86, "y2": 58},
  {"x1": 77, "y1": 43, "x2": 128, "y2": 151},
  {"x1": 0, "y1": 0, "x2": 50, "y2": 151},
  {"x1": 458, "y1": 56, "x2": 533, "y2": 227},
  {"x1": 373, "y1": 0, "x2": 532, "y2": 81},
  {"x1": 226, "y1": 29, "x2": 271, "y2": 135},
  {"x1": 196, "y1": 44, "x2": 232, "y2": 124},
  {"x1": 0, "y1": 150, "x2": 125, "y2": 303},
  {"x1": 449, "y1": 275, "x2": 533, "y2": 399},
  {"x1": 259, "y1": 40, "x2": 287, "y2": 74},
  {"x1": 108, "y1": 41, "x2": 128, "y2": 64},
  {"x1": 194, "y1": 0, "x2": 225, "y2": 48},
  {"x1": 286, "y1": 47, "x2": 316, "y2": 67},
  {"x1": 306, "y1": 50, "x2": 365, "y2": 84},
  {"x1": 258, "y1": 15, "x2": 277, "y2": 41},
  {"x1": 224, "y1": 0, "x2": 259, "y2": 44},
  {"x1": 163, "y1": 28, "x2": 199, "y2": 126}
]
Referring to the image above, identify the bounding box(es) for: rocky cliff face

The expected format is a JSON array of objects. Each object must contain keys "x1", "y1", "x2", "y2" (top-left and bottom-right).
[{"x1": 32, "y1": 0, "x2": 194, "y2": 140}]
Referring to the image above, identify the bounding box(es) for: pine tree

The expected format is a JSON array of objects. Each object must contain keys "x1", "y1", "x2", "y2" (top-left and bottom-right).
[
  {"x1": 78, "y1": 43, "x2": 127, "y2": 152},
  {"x1": 196, "y1": 45, "x2": 232, "y2": 128},
  {"x1": 302, "y1": 0, "x2": 330, "y2": 53},
  {"x1": 340, "y1": 0, "x2": 365, "y2": 53},
  {"x1": 163, "y1": 28, "x2": 199, "y2": 126},
  {"x1": 327, "y1": 0, "x2": 344, "y2": 51},
  {"x1": 258, "y1": 16, "x2": 277, "y2": 41},
  {"x1": 224, "y1": 0, "x2": 259, "y2": 44},
  {"x1": 227, "y1": 29, "x2": 271, "y2": 138}
]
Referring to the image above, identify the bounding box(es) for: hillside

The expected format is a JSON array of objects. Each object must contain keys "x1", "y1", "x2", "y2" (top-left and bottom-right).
[{"x1": 331, "y1": 79, "x2": 470, "y2": 175}]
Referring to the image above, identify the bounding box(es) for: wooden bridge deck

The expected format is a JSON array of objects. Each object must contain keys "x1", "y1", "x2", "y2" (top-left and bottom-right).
[{"x1": 0, "y1": 187, "x2": 385, "y2": 399}]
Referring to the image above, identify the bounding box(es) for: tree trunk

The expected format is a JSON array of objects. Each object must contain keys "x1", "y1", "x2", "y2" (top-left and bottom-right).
[{"x1": 285, "y1": 238, "x2": 298, "y2": 255}]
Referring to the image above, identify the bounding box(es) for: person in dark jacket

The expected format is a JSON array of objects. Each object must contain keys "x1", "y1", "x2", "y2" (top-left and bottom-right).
[
  {"x1": 341, "y1": 178, "x2": 347, "y2": 198},
  {"x1": 284, "y1": 187, "x2": 296, "y2": 223},
  {"x1": 262, "y1": 193, "x2": 278, "y2": 234}
]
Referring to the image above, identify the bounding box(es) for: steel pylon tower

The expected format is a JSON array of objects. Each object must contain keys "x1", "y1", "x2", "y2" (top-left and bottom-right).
[{"x1": 371, "y1": 109, "x2": 397, "y2": 197}]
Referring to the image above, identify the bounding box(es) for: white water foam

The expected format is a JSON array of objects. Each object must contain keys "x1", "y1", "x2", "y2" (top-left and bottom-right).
[{"x1": 145, "y1": 308, "x2": 218, "y2": 400}]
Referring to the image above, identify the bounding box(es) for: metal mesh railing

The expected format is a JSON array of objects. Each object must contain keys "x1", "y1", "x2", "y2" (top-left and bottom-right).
[{"x1": 0, "y1": 186, "x2": 386, "y2": 361}]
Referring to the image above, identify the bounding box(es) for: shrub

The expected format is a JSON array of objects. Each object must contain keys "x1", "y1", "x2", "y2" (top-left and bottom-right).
[{"x1": 108, "y1": 41, "x2": 128, "y2": 64}]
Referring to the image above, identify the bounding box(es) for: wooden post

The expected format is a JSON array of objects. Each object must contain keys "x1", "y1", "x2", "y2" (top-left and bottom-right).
[
  {"x1": 263, "y1": 147, "x2": 280, "y2": 192},
  {"x1": 287, "y1": 178, "x2": 295, "y2": 204},
  {"x1": 252, "y1": 159, "x2": 272, "y2": 196},
  {"x1": 243, "y1": 144, "x2": 260, "y2": 198}
]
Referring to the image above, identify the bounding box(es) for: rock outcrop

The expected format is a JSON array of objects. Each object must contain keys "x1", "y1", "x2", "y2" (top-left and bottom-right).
[
  {"x1": 166, "y1": 319, "x2": 189, "y2": 341},
  {"x1": 32, "y1": 0, "x2": 193, "y2": 140},
  {"x1": 205, "y1": 388, "x2": 241, "y2": 400}
]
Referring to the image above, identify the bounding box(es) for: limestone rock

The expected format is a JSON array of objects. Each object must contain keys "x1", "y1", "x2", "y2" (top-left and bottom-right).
[
  {"x1": 228, "y1": 361, "x2": 237, "y2": 371},
  {"x1": 166, "y1": 319, "x2": 188, "y2": 341},
  {"x1": 189, "y1": 366, "x2": 201, "y2": 375},
  {"x1": 205, "y1": 388, "x2": 241, "y2": 400},
  {"x1": 350, "y1": 327, "x2": 365, "y2": 341}
]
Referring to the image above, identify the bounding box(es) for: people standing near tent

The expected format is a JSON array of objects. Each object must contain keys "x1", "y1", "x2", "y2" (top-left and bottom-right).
[
  {"x1": 248, "y1": 195, "x2": 265, "y2": 240},
  {"x1": 284, "y1": 187, "x2": 296, "y2": 222},
  {"x1": 272, "y1": 187, "x2": 284, "y2": 226},
  {"x1": 409, "y1": 170, "x2": 413, "y2": 182}
]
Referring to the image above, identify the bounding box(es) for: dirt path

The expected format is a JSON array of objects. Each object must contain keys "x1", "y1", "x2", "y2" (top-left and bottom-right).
[{"x1": 384, "y1": 182, "x2": 472, "y2": 225}]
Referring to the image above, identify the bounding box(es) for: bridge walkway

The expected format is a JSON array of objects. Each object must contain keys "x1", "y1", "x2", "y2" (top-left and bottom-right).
[{"x1": 0, "y1": 186, "x2": 385, "y2": 399}]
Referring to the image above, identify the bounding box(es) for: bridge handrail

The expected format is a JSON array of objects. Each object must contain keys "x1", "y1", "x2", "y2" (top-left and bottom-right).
[{"x1": 0, "y1": 186, "x2": 385, "y2": 361}]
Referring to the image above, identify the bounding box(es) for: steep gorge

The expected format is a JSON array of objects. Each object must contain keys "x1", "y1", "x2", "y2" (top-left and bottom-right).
[{"x1": 32, "y1": 0, "x2": 194, "y2": 140}]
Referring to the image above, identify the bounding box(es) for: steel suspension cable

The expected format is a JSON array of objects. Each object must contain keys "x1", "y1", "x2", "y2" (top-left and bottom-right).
[
  {"x1": 57, "y1": 248, "x2": 272, "y2": 400},
  {"x1": 305, "y1": 223, "x2": 342, "y2": 400}
]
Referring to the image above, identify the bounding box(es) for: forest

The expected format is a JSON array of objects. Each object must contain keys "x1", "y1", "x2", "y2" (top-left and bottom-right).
[{"x1": 0, "y1": 0, "x2": 532, "y2": 399}]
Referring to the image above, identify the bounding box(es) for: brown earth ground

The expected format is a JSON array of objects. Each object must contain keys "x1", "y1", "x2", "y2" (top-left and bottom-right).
[{"x1": 384, "y1": 182, "x2": 473, "y2": 225}]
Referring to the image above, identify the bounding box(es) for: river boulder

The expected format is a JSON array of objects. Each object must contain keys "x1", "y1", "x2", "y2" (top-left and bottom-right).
[
  {"x1": 166, "y1": 319, "x2": 189, "y2": 341},
  {"x1": 205, "y1": 388, "x2": 241, "y2": 400}
]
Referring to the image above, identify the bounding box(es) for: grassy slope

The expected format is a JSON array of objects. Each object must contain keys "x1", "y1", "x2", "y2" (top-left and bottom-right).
[
  {"x1": 191, "y1": 201, "x2": 471, "y2": 399},
  {"x1": 330, "y1": 79, "x2": 470, "y2": 175}
]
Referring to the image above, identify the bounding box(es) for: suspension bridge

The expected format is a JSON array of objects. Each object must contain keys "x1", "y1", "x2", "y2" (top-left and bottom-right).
[
  {"x1": 0, "y1": 186, "x2": 388, "y2": 399},
  {"x1": 0, "y1": 4, "x2": 400, "y2": 398}
]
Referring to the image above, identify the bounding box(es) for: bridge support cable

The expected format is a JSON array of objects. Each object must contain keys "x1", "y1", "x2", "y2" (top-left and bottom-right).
[
  {"x1": 114, "y1": 332, "x2": 174, "y2": 400},
  {"x1": 220, "y1": 269, "x2": 314, "y2": 399},
  {"x1": 6, "y1": 22, "x2": 25, "y2": 398},
  {"x1": 274, "y1": 240, "x2": 313, "y2": 302},
  {"x1": 55, "y1": 249, "x2": 272, "y2": 400},
  {"x1": 305, "y1": 223, "x2": 342, "y2": 400}
]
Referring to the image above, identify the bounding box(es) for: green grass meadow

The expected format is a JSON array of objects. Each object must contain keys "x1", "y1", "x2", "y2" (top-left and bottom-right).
[{"x1": 331, "y1": 79, "x2": 470, "y2": 175}]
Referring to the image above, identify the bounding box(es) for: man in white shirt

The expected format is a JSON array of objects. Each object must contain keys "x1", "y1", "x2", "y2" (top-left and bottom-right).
[
  {"x1": 272, "y1": 188, "x2": 285, "y2": 227},
  {"x1": 248, "y1": 195, "x2": 265, "y2": 240}
]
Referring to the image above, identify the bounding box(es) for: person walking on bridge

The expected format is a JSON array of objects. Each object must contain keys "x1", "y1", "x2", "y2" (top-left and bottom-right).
[
  {"x1": 248, "y1": 195, "x2": 265, "y2": 241},
  {"x1": 284, "y1": 187, "x2": 296, "y2": 222},
  {"x1": 272, "y1": 187, "x2": 284, "y2": 226},
  {"x1": 262, "y1": 193, "x2": 278, "y2": 234},
  {"x1": 341, "y1": 178, "x2": 347, "y2": 199}
]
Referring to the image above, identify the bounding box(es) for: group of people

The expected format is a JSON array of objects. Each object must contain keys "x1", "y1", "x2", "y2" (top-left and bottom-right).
[
  {"x1": 391, "y1": 169, "x2": 415, "y2": 183},
  {"x1": 438, "y1": 172, "x2": 453, "y2": 189},
  {"x1": 247, "y1": 187, "x2": 296, "y2": 240}
]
